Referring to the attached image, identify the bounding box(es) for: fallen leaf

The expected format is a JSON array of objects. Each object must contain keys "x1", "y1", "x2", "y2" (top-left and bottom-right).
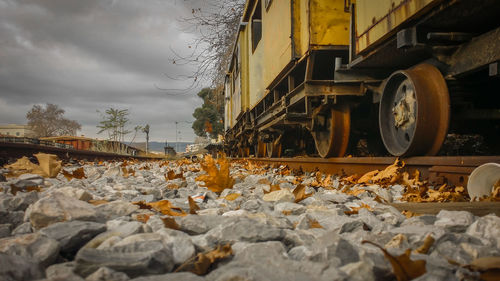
[
  {"x1": 196, "y1": 155, "x2": 235, "y2": 194},
  {"x1": 344, "y1": 203, "x2": 373, "y2": 215},
  {"x1": 34, "y1": 153, "x2": 62, "y2": 178},
  {"x1": 293, "y1": 184, "x2": 312, "y2": 203},
  {"x1": 188, "y1": 196, "x2": 200, "y2": 214},
  {"x1": 166, "y1": 170, "x2": 185, "y2": 181},
  {"x1": 257, "y1": 178, "x2": 271, "y2": 185},
  {"x1": 161, "y1": 217, "x2": 180, "y2": 230},
  {"x1": 10, "y1": 184, "x2": 41, "y2": 195},
  {"x1": 402, "y1": 210, "x2": 420, "y2": 218},
  {"x1": 223, "y1": 193, "x2": 240, "y2": 201},
  {"x1": 62, "y1": 167, "x2": 86, "y2": 181},
  {"x1": 132, "y1": 201, "x2": 151, "y2": 210},
  {"x1": 148, "y1": 200, "x2": 187, "y2": 216},
  {"x1": 362, "y1": 240, "x2": 426, "y2": 281},
  {"x1": 309, "y1": 219, "x2": 323, "y2": 229},
  {"x1": 357, "y1": 170, "x2": 379, "y2": 184},
  {"x1": 121, "y1": 167, "x2": 135, "y2": 178},
  {"x1": 5, "y1": 154, "x2": 62, "y2": 178},
  {"x1": 88, "y1": 199, "x2": 109, "y2": 206},
  {"x1": 136, "y1": 214, "x2": 151, "y2": 223},
  {"x1": 264, "y1": 184, "x2": 281, "y2": 194},
  {"x1": 282, "y1": 210, "x2": 292, "y2": 216},
  {"x1": 415, "y1": 235, "x2": 435, "y2": 254},
  {"x1": 166, "y1": 183, "x2": 180, "y2": 190},
  {"x1": 175, "y1": 244, "x2": 233, "y2": 275}
]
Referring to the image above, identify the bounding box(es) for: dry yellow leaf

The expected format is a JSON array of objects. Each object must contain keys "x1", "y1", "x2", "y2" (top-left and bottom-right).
[
  {"x1": 88, "y1": 199, "x2": 109, "y2": 206},
  {"x1": 415, "y1": 235, "x2": 435, "y2": 254},
  {"x1": 264, "y1": 184, "x2": 281, "y2": 194},
  {"x1": 309, "y1": 219, "x2": 323, "y2": 229},
  {"x1": 161, "y1": 217, "x2": 180, "y2": 230},
  {"x1": 223, "y1": 193, "x2": 240, "y2": 201},
  {"x1": 344, "y1": 203, "x2": 373, "y2": 215},
  {"x1": 175, "y1": 244, "x2": 233, "y2": 275},
  {"x1": 196, "y1": 155, "x2": 235, "y2": 194},
  {"x1": 34, "y1": 153, "x2": 62, "y2": 178},
  {"x1": 166, "y1": 170, "x2": 185, "y2": 181},
  {"x1": 362, "y1": 241, "x2": 426, "y2": 281},
  {"x1": 148, "y1": 200, "x2": 187, "y2": 217},
  {"x1": 293, "y1": 184, "x2": 312, "y2": 203},
  {"x1": 136, "y1": 214, "x2": 151, "y2": 223},
  {"x1": 5, "y1": 153, "x2": 61, "y2": 178},
  {"x1": 62, "y1": 167, "x2": 86, "y2": 181},
  {"x1": 188, "y1": 196, "x2": 200, "y2": 214}
]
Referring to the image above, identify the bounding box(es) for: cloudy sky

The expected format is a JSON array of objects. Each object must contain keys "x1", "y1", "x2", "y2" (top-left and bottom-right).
[{"x1": 0, "y1": 0, "x2": 208, "y2": 143}]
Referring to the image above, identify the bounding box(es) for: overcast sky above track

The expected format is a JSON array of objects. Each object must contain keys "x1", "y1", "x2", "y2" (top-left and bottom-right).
[{"x1": 0, "y1": 0, "x2": 208, "y2": 144}]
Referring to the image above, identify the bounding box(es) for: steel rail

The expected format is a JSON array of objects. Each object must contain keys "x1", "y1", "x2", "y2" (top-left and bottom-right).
[
  {"x1": 243, "y1": 156, "x2": 500, "y2": 216},
  {"x1": 0, "y1": 141, "x2": 163, "y2": 162},
  {"x1": 244, "y1": 156, "x2": 500, "y2": 188}
]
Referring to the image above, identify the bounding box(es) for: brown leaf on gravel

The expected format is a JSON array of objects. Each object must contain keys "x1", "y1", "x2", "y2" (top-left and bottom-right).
[
  {"x1": 357, "y1": 170, "x2": 379, "y2": 184},
  {"x1": 132, "y1": 201, "x2": 151, "y2": 210},
  {"x1": 257, "y1": 178, "x2": 271, "y2": 185},
  {"x1": 188, "y1": 196, "x2": 200, "y2": 214},
  {"x1": 293, "y1": 184, "x2": 312, "y2": 203},
  {"x1": 161, "y1": 217, "x2": 180, "y2": 230},
  {"x1": 196, "y1": 155, "x2": 234, "y2": 194},
  {"x1": 166, "y1": 170, "x2": 185, "y2": 181},
  {"x1": 88, "y1": 199, "x2": 109, "y2": 206},
  {"x1": 121, "y1": 167, "x2": 135, "y2": 178},
  {"x1": 62, "y1": 167, "x2": 86, "y2": 181},
  {"x1": 362, "y1": 240, "x2": 426, "y2": 281},
  {"x1": 136, "y1": 214, "x2": 151, "y2": 223},
  {"x1": 264, "y1": 184, "x2": 281, "y2": 194},
  {"x1": 414, "y1": 235, "x2": 435, "y2": 254},
  {"x1": 148, "y1": 200, "x2": 187, "y2": 216},
  {"x1": 344, "y1": 203, "x2": 373, "y2": 215},
  {"x1": 223, "y1": 193, "x2": 240, "y2": 201},
  {"x1": 309, "y1": 219, "x2": 323, "y2": 229},
  {"x1": 166, "y1": 183, "x2": 181, "y2": 190},
  {"x1": 10, "y1": 185, "x2": 42, "y2": 195},
  {"x1": 175, "y1": 244, "x2": 233, "y2": 275},
  {"x1": 5, "y1": 154, "x2": 61, "y2": 178},
  {"x1": 402, "y1": 210, "x2": 420, "y2": 218}
]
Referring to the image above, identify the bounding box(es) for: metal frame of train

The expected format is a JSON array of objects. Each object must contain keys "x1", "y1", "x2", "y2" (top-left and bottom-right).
[{"x1": 223, "y1": 0, "x2": 500, "y2": 158}]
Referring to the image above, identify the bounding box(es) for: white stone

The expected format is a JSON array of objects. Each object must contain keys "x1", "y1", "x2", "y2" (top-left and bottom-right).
[
  {"x1": 29, "y1": 193, "x2": 98, "y2": 229},
  {"x1": 262, "y1": 189, "x2": 295, "y2": 202}
]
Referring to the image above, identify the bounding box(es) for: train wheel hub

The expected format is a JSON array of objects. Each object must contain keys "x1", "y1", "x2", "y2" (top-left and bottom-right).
[{"x1": 392, "y1": 83, "x2": 416, "y2": 130}]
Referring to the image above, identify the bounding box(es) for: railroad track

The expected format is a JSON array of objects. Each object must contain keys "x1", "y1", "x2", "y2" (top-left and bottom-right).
[
  {"x1": 0, "y1": 141, "x2": 162, "y2": 162},
  {"x1": 244, "y1": 156, "x2": 500, "y2": 216}
]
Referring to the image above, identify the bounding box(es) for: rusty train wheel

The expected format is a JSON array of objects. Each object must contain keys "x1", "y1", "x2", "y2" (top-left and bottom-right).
[
  {"x1": 379, "y1": 63, "x2": 450, "y2": 156},
  {"x1": 311, "y1": 104, "x2": 350, "y2": 158},
  {"x1": 255, "y1": 140, "x2": 266, "y2": 157}
]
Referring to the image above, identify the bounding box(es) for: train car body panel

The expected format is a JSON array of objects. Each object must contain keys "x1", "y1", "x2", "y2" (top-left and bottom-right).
[
  {"x1": 355, "y1": 0, "x2": 440, "y2": 54},
  {"x1": 309, "y1": 0, "x2": 350, "y2": 47}
]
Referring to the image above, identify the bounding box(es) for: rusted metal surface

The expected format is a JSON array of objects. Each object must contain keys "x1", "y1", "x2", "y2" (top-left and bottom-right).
[
  {"x1": 0, "y1": 142, "x2": 158, "y2": 162},
  {"x1": 247, "y1": 156, "x2": 500, "y2": 188},
  {"x1": 390, "y1": 202, "x2": 500, "y2": 216},
  {"x1": 379, "y1": 63, "x2": 450, "y2": 156}
]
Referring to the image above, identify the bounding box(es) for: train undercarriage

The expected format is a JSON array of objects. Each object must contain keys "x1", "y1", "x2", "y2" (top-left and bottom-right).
[{"x1": 225, "y1": 0, "x2": 500, "y2": 158}]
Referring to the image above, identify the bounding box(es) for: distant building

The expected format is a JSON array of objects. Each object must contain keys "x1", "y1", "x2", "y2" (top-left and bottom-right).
[{"x1": 0, "y1": 124, "x2": 35, "y2": 137}]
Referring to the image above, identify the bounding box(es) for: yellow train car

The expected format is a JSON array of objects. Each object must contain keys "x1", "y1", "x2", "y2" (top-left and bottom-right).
[{"x1": 225, "y1": 0, "x2": 500, "y2": 158}]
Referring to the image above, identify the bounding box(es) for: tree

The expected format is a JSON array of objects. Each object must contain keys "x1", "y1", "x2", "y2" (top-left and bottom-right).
[
  {"x1": 96, "y1": 108, "x2": 131, "y2": 142},
  {"x1": 26, "y1": 103, "x2": 81, "y2": 137},
  {"x1": 192, "y1": 88, "x2": 224, "y2": 139},
  {"x1": 166, "y1": 0, "x2": 245, "y2": 92}
]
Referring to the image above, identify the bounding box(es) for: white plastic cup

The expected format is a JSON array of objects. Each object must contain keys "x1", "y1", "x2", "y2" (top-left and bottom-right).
[{"x1": 467, "y1": 162, "x2": 500, "y2": 201}]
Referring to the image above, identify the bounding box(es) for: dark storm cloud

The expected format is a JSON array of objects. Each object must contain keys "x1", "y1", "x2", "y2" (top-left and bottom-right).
[{"x1": 0, "y1": 0, "x2": 207, "y2": 142}]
